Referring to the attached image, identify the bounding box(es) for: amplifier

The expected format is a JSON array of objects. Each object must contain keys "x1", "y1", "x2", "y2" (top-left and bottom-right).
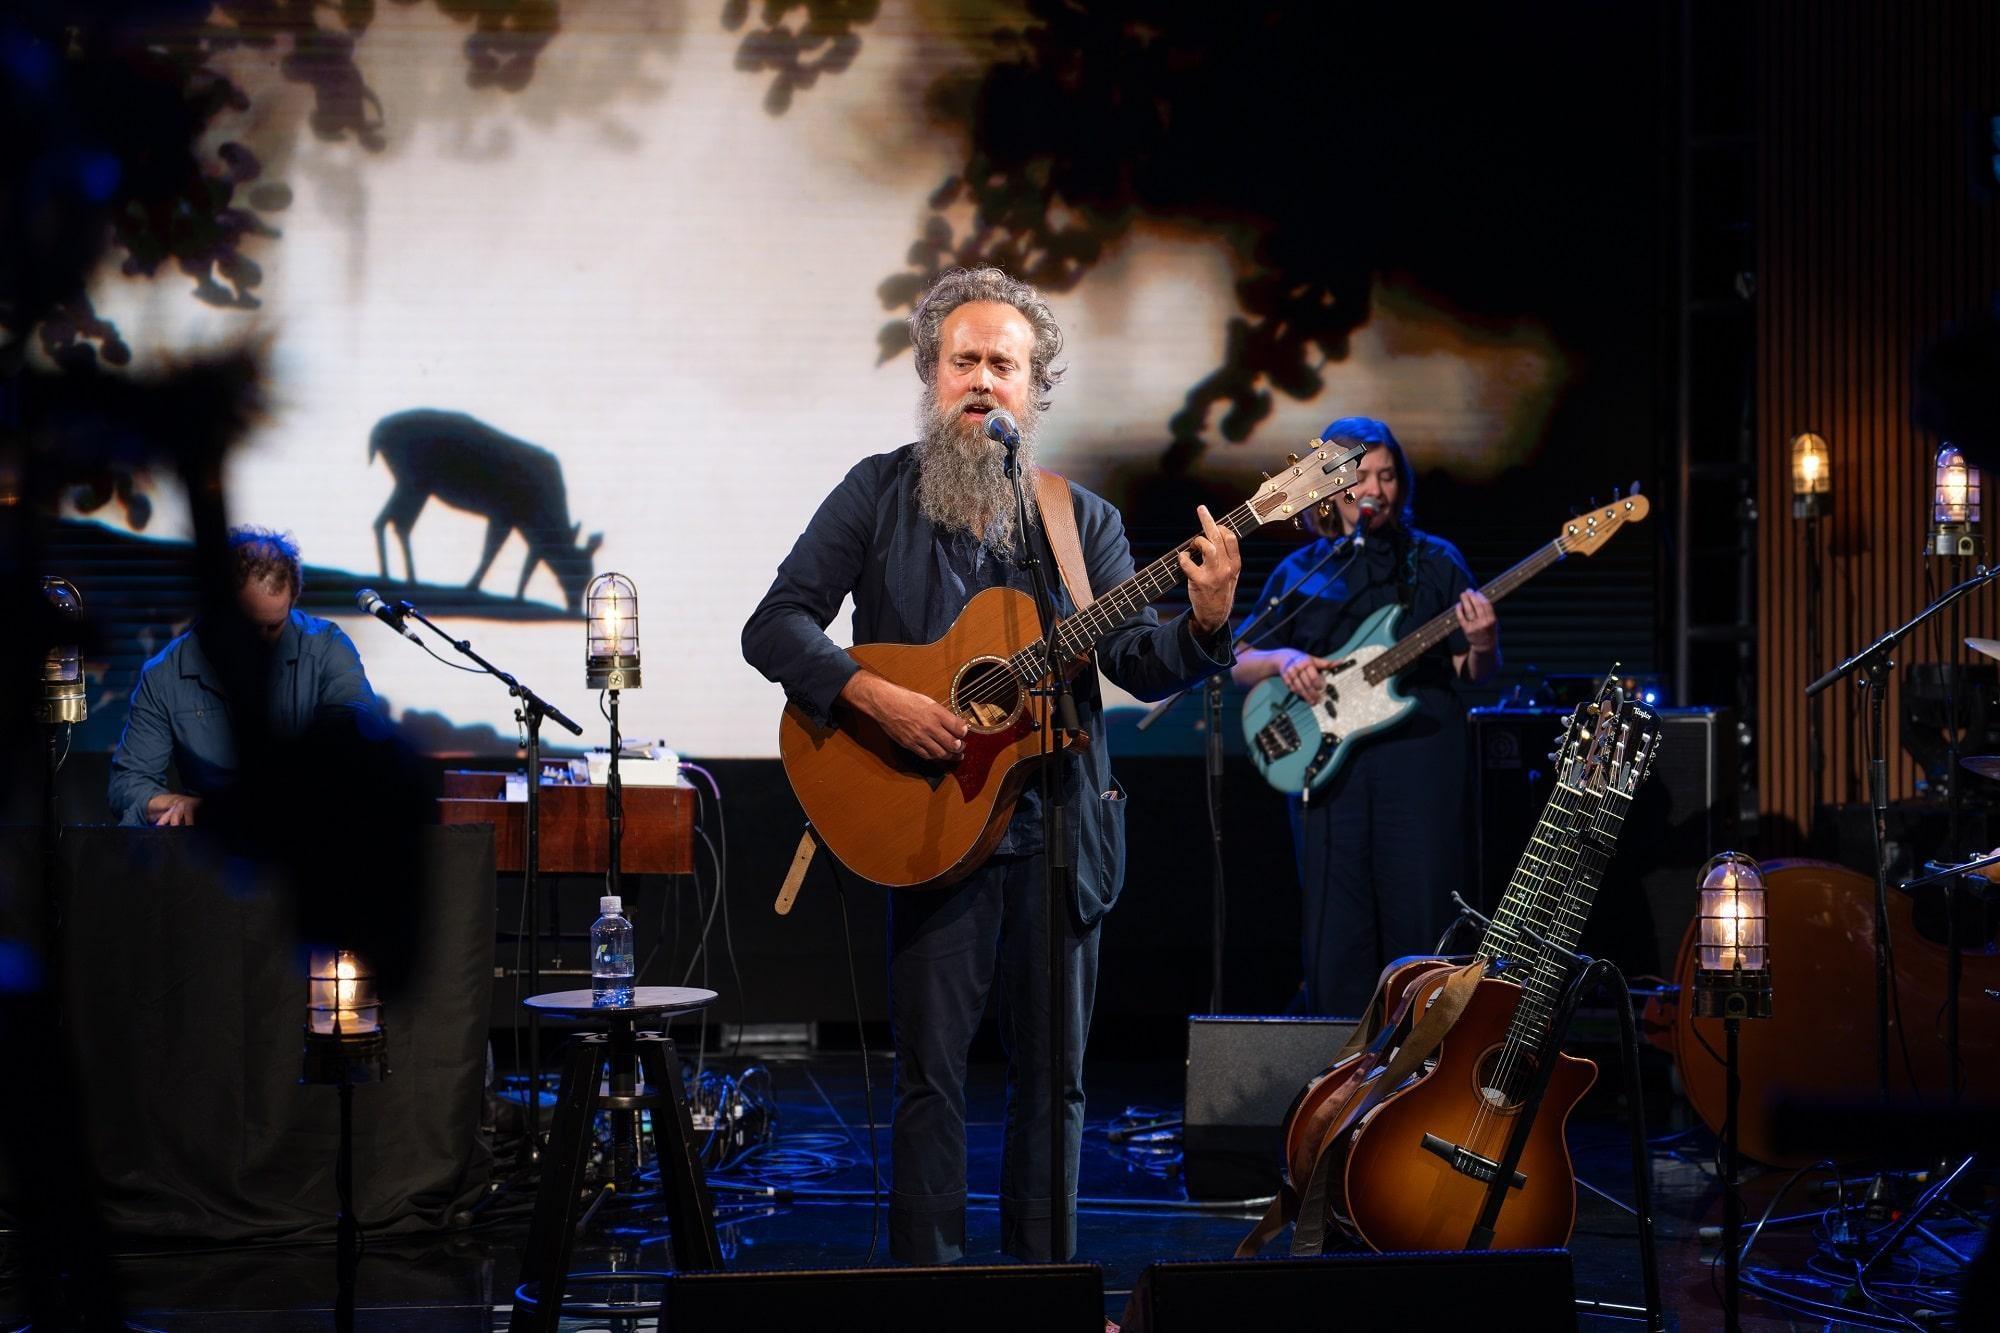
[
  {"x1": 1183, "y1": 1015, "x2": 1358, "y2": 1199},
  {"x1": 1469, "y1": 706, "x2": 1739, "y2": 979}
]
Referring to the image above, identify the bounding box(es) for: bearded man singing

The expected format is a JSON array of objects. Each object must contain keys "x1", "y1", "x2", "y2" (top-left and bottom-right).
[{"x1": 742, "y1": 267, "x2": 1242, "y2": 1263}]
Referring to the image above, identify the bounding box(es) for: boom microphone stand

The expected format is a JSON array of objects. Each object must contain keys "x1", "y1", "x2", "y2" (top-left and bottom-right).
[
  {"x1": 400, "y1": 600, "x2": 584, "y2": 1153},
  {"x1": 997, "y1": 413, "x2": 1081, "y2": 1263},
  {"x1": 1806, "y1": 562, "x2": 2000, "y2": 1097}
]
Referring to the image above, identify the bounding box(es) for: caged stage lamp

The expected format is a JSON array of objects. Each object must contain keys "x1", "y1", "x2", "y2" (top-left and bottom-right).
[
  {"x1": 302, "y1": 947, "x2": 387, "y2": 1333},
  {"x1": 1789, "y1": 432, "x2": 1830, "y2": 519},
  {"x1": 1693, "y1": 851, "x2": 1773, "y2": 1019},
  {"x1": 1929, "y1": 444, "x2": 1981, "y2": 559},
  {"x1": 39, "y1": 576, "x2": 87, "y2": 725},
  {"x1": 585, "y1": 573, "x2": 641, "y2": 691},
  {"x1": 1694, "y1": 850, "x2": 1771, "y2": 1333},
  {"x1": 303, "y1": 947, "x2": 387, "y2": 1081}
]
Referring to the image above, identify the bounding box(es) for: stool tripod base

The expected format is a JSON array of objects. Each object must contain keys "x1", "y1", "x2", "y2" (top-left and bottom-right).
[{"x1": 506, "y1": 1021, "x2": 722, "y2": 1333}]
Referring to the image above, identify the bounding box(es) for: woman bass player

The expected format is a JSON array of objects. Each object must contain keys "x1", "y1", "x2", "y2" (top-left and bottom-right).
[{"x1": 1230, "y1": 416, "x2": 1499, "y2": 1017}]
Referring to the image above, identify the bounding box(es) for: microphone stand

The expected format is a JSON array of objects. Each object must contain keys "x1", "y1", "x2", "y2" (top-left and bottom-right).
[
  {"x1": 401, "y1": 602, "x2": 584, "y2": 1155},
  {"x1": 1134, "y1": 529, "x2": 1364, "y2": 1013},
  {"x1": 1805, "y1": 562, "x2": 2000, "y2": 1097},
  {"x1": 1003, "y1": 434, "x2": 1081, "y2": 1263}
]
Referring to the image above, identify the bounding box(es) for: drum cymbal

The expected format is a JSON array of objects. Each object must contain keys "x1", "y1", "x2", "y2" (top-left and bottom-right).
[
  {"x1": 1967, "y1": 637, "x2": 2000, "y2": 664},
  {"x1": 1961, "y1": 754, "x2": 2000, "y2": 782}
]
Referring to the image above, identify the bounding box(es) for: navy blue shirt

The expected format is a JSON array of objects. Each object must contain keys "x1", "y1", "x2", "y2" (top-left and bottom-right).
[
  {"x1": 742, "y1": 444, "x2": 1234, "y2": 920},
  {"x1": 108, "y1": 610, "x2": 380, "y2": 825},
  {"x1": 1249, "y1": 526, "x2": 1475, "y2": 726}
]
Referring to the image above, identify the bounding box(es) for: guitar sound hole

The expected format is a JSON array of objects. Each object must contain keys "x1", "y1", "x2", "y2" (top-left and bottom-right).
[
  {"x1": 951, "y1": 657, "x2": 1023, "y2": 733},
  {"x1": 1472, "y1": 1045, "x2": 1535, "y2": 1113}
]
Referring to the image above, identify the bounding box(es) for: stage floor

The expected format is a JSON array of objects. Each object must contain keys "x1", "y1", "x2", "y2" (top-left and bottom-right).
[{"x1": 2, "y1": 1047, "x2": 1979, "y2": 1330}]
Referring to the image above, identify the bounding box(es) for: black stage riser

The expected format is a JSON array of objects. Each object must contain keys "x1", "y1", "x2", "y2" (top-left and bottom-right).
[
  {"x1": 660, "y1": 1263, "x2": 1104, "y2": 1330},
  {"x1": 1123, "y1": 1250, "x2": 1577, "y2": 1332}
]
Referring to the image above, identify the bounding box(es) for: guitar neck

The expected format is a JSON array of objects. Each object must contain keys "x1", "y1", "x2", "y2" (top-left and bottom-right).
[
  {"x1": 1504, "y1": 824, "x2": 1615, "y2": 1049},
  {"x1": 1501, "y1": 772, "x2": 1643, "y2": 1050},
  {"x1": 1477, "y1": 772, "x2": 1593, "y2": 970},
  {"x1": 1005, "y1": 499, "x2": 1266, "y2": 682},
  {"x1": 1362, "y1": 539, "x2": 1567, "y2": 684}
]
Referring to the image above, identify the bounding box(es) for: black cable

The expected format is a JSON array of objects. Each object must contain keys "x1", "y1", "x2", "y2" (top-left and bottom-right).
[
  {"x1": 681, "y1": 763, "x2": 745, "y2": 1056},
  {"x1": 414, "y1": 639, "x2": 488, "y2": 674},
  {"x1": 833, "y1": 879, "x2": 882, "y2": 1266},
  {"x1": 677, "y1": 829, "x2": 725, "y2": 986}
]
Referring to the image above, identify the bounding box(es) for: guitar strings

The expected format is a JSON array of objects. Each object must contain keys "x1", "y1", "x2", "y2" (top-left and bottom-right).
[
  {"x1": 1463, "y1": 706, "x2": 1603, "y2": 1156},
  {"x1": 949, "y1": 499, "x2": 1268, "y2": 713},
  {"x1": 1473, "y1": 704, "x2": 1628, "y2": 1157},
  {"x1": 1472, "y1": 713, "x2": 1600, "y2": 1150}
]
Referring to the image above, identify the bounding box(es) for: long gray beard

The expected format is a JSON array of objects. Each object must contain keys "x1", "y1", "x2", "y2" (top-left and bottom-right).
[{"x1": 914, "y1": 391, "x2": 1039, "y2": 550}]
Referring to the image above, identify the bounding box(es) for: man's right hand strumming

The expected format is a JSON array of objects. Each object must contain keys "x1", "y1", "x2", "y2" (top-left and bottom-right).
[{"x1": 840, "y1": 670, "x2": 968, "y2": 762}]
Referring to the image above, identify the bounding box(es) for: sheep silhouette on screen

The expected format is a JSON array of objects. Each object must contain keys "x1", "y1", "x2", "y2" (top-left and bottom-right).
[{"x1": 369, "y1": 409, "x2": 602, "y2": 612}]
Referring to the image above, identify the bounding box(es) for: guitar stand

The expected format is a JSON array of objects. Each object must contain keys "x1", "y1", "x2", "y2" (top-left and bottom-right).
[{"x1": 1466, "y1": 952, "x2": 1665, "y2": 1333}]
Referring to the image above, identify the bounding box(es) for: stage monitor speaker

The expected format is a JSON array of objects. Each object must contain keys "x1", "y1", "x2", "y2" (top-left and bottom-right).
[
  {"x1": 1470, "y1": 706, "x2": 1739, "y2": 979},
  {"x1": 1121, "y1": 1250, "x2": 1576, "y2": 1331},
  {"x1": 1183, "y1": 1014, "x2": 1357, "y2": 1200},
  {"x1": 659, "y1": 1263, "x2": 1103, "y2": 1331}
]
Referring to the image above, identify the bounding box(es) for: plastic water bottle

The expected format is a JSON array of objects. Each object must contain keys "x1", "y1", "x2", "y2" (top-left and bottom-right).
[{"x1": 591, "y1": 895, "x2": 634, "y2": 1007}]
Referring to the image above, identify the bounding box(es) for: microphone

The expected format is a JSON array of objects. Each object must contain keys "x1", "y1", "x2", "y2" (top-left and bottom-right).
[
  {"x1": 356, "y1": 588, "x2": 422, "y2": 644},
  {"x1": 983, "y1": 408, "x2": 1022, "y2": 450},
  {"x1": 1343, "y1": 495, "x2": 1380, "y2": 549}
]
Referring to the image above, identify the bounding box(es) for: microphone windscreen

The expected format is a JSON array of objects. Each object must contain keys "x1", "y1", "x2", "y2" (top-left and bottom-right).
[{"x1": 984, "y1": 409, "x2": 1020, "y2": 446}]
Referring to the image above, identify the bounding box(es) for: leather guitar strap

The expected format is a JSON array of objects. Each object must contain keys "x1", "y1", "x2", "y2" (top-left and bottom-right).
[
  {"x1": 1233, "y1": 1000, "x2": 1392, "y2": 1259},
  {"x1": 1232, "y1": 959, "x2": 1486, "y2": 1259},
  {"x1": 1033, "y1": 469, "x2": 1096, "y2": 611},
  {"x1": 1289, "y1": 960, "x2": 1486, "y2": 1256}
]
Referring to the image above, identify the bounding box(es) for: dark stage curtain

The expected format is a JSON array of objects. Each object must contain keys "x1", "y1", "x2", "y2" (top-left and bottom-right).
[{"x1": 0, "y1": 824, "x2": 494, "y2": 1240}]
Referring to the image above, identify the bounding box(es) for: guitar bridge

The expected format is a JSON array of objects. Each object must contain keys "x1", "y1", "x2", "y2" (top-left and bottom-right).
[{"x1": 1419, "y1": 1132, "x2": 1526, "y2": 1190}]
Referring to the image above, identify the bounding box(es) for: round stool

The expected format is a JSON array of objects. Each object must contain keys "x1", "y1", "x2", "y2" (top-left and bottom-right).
[{"x1": 508, "y1": 986, "x2": 720, "y2": 1333}]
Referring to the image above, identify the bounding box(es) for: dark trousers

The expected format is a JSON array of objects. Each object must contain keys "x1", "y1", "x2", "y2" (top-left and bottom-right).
[
  {"x1": 1292, "y1": 716, "x2": 1467, "y2": 1017},
  {"x1": 886, "y1": 852, "x2": 1099, "y2": 1264}
]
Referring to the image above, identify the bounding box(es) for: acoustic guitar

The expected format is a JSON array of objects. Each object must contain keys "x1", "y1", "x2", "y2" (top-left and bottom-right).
[
  {"x1": 1338, "y1": 692, "x2": 1660, "y2": 1251},
  {"x1": 1242, "y1": 491, "x2": 1649, "y2": 796},
  {"x1": 1278, "y1": 694, "x2": 1613, "y2": 1198},
  {"x1": 778, "y1": 442, "x2": 1365, "y2": 888}
]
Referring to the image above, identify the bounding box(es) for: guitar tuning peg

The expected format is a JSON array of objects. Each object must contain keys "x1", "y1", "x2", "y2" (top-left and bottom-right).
[
  {"x1": 1260, "y1": 470, "x2": 1272, "y2": 481},
  {"x1": 1286, "y1": 453, "x2": 1301, "y2": 467},
  {"x1": 1291, "y1": 516, "x2": 1303, "y2": 531}
]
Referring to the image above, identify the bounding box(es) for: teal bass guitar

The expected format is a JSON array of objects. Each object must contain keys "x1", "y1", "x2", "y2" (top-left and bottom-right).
[{"x1": 1241, "y1": 493, "x2": 1650, "y2": 797}]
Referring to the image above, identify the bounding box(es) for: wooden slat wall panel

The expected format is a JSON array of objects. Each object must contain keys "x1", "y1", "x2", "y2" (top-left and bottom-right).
[{"x1": 1756, "y1": 0, "x2": 2000, "y2": 847}]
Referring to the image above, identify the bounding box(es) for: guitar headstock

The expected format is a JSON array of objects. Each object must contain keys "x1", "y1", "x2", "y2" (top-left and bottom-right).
[
  {"x1": 1602, "y1": 695, "x2": 1661, "y2": 803},
  {"x1": 1562, "y1": 671, "x2": 1660, "y2": 833},
  {"x1": 1559, "y1": 489, "x2": 1651, "y2": 557},
  {"x1": 1247, "y1": 439, "x2": 1368, "y2": 529}
]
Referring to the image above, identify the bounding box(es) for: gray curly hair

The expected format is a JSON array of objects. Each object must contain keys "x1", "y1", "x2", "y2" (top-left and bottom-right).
[{"x1": 909, "y1": 266, "x2": 1066, "y2": 408}]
